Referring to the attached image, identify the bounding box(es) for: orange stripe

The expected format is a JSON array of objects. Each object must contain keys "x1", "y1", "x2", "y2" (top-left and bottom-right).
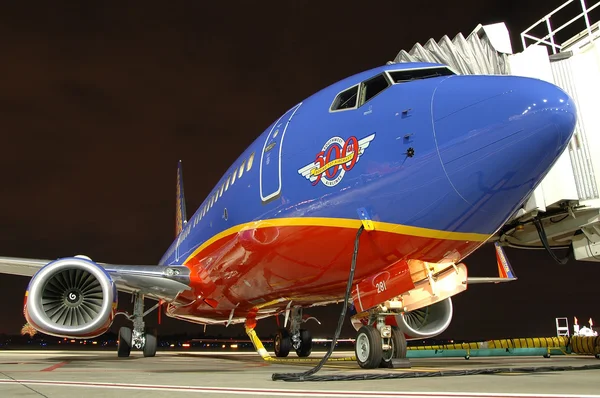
[{"x1": 183, "y1": 217, "x2": 490, "y2": 265}]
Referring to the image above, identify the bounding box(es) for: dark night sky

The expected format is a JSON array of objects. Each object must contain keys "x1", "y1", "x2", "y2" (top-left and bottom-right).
[{"x1": 1, "y1": 1, "x2": 599, "y2": 340}]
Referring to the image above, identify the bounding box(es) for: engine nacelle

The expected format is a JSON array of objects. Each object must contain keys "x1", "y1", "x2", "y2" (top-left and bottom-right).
[
  {"x1": 393, "y1": 297, "x2": 453, "y2": 340},
  {"x1": 24, "y1": 257, "x2": 117, "y2": 338}
]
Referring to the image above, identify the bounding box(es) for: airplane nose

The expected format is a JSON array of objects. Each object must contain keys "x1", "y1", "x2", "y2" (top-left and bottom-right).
[{"x1": 432, "y1": 75, "x2": 576, "y2": 224}]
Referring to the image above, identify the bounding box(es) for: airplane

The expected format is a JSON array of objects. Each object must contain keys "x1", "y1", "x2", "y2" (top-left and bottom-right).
[{"x1": 0, "y1": 62, "x2": 576, "y2": 369}]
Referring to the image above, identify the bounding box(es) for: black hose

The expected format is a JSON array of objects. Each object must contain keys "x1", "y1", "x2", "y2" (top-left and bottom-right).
[
  {"x1": 533, "y1": 218, "x2": 572, "y2": 265},
  {"x1": 272, "y1": 225, "x2": 365, "y2": 381},
  {"x1": 279, "y1": 363, "x2": 600, "y2": 382}
]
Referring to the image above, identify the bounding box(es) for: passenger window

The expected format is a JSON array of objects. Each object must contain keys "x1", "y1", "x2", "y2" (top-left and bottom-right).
[
  {"x1": 247, "y1": 152, "x2": 255, "y2": 171},
  {"x1": 359, "y1": 74, "x2": 390, "y2": 106},
  {"x1": 219, "y1": 183, "x2": 224, "y2": 197},
  {"x1": 238, "y1": 161, "x2": 245, "y2": 178},
  {"x1": 331, "y1": 85, "x2": 359, "y2": 111},
  {"x1": 225, "y1": 175, "x2": 230, "y2": 190},
  {"x1": 231, "y1": 172, "x2": 236, "y2": 185}
]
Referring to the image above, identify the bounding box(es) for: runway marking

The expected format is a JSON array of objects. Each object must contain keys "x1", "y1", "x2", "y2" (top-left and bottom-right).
[
  {"x1": 40, "y1": 361, "x2": 69, "y2": 372},
  {"x1": 0, "y1": 362, "x2": 44, "y2": 365},
  {"x1": 0, "y1": 379, "x2": 599, "y2": 398}
]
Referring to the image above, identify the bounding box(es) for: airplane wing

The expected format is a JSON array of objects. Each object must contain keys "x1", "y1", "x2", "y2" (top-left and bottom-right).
[
  {"x1": 0, "y1": 256, "x2": 191, "y2": 302},
  {"x1": 467, "y1": 242, "x2": 517, "y2": 284}
]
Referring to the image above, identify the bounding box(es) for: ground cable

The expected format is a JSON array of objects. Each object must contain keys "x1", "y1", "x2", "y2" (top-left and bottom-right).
[{"x1": 272, "y1": 225, "x2": 364, "y2": 381}]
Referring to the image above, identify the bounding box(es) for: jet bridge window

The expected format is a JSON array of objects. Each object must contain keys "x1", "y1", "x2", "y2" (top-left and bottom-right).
[
  {"x1": 359, "y1": 73, "x2": 391, "y2": 106},
  {"x1": 331, "y1": 85, "x2": 359, "y2": 111},
  {"x1": 387, "y1": 67, "x2": 454, "y2": 83}
]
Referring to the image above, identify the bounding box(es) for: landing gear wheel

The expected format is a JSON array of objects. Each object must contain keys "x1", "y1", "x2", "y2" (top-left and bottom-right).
[
  {"x1": 295, "y1": 329, "x2": 312, "y2": 357},
  {"x1": 595, "y1": 353, "x2": 600, "y2": 359},
  {"x1": 380, "y1": 326, "x2": 408, "y2": 367},
  {"x1": 391, "y1": 326, "x2": 407, "y2": 359},
  {"x1": 380, "y1": 326, "x2": 407, "y2": 367},
  {"x1": 465, "y1": 355, "x2": 470, "y2": 360},
  {"x1": 143, "y1": 327, "x2": 157, "y2": 357},
  {"x1": 117, "y1": 327, "x2": 132, "y2": 358},
  {"x1": 355, "y1": 325, "x2": 383, "y2": 369},
  {"x1": 274, "y1": 328, "x2": 291, "y2": 358},
  {"x1": 543, "y1": 353, "x2": 551, "y2": 359}
]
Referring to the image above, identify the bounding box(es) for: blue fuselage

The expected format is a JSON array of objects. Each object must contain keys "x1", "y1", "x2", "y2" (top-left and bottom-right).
[{"x1": 161, "y1": 62, "x2": 575, "y2": 271}]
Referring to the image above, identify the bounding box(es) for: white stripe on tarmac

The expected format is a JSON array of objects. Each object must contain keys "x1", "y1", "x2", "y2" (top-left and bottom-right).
[{"x1": 0, "y1": 379, "x2": 598, "y2": 398}]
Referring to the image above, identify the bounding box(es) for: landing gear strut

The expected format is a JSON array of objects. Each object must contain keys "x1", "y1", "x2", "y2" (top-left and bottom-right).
[
  {"x1": 354, "y1": 311, "x2": 407, "y2": 369},
  {"x1": 117, "y1": 292, "x2": 159, "y2": 358},
  {"x1": 274, "y1": 307, "x2": 314, "y2": 358}
]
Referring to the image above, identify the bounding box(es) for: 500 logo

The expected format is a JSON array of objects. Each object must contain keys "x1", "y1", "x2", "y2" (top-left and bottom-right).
[{"x1": 298, "y1": 133, "x2": 375, "y2": 187}]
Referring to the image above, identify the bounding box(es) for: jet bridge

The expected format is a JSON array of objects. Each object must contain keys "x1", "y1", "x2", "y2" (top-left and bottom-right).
[{"x1": 390, "y1": 0, "x2": 600, "y2": 262}]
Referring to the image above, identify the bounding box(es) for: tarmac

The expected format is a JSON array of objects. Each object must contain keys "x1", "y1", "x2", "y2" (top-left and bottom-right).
[{"x1": 0, "y1": 349, "x2": 598, "y2": 397}]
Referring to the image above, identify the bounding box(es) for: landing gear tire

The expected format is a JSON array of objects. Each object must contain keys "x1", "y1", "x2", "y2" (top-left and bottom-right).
[
  {"x1": 380, "y1": 326, "x2": 407, "y2": 367},
  {"x1": 143, "y1": 327, "x2": 157, "y2": 358},
  {"x1": 274, "y1": 328, "x2": 291, "y2": 358},
  {"x1": 355, "y1": 325, "x2": 382, "y2": 369},
  {"x1": 595, "y1": 353, "x2": 600, "y2": 359},
  {"x1": 295, "y1": 329, "x2": 312, "y2": 358},
  {"x1": 118, "y1": 327, "x2": 132, "y2": 358},
  {"x1": 543, "y1": 353, "x2": 551, "y2": 359},
  {"x1": 464, "y1": 355, "x2": 470, "y2": 360}
]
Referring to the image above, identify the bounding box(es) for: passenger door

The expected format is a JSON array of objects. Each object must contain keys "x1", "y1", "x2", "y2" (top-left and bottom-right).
[{"x1": 259, "y1": 103, "x2": 302, "y2": 202}]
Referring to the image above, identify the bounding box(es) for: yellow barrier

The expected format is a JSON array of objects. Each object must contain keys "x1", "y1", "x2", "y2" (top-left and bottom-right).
[
  {"x1": 571, "y1": 336, "x2": 600, "y2": 356},
  {"x1": 409, "y1": 342, "x2": 480, "y2": 350},
  {"x1": 408, "y1": 337, "x2": 570, "y2": 351},
  {"x1": 487, "y1": 337, "x2": 569, "y2": 349}
]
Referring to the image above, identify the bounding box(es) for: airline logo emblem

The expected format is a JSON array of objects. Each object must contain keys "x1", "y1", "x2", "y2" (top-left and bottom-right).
[
  {"x1": 494, "y1": 242, "x2": 513, "y2": 279},
  {"x1": 298, "y1": 133, "x2": 375, "y2": 187}
]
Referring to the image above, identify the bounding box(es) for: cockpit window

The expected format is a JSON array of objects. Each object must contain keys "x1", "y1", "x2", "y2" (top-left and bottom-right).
[
  {"x1": 331, "y1": 73, "x2": 392, "y2": 111},
  {"x1": 387, "y1": 67, "x2": 454, "y2": 83},
  {"x1": 330, "y1": 85, "x2": 359, "y2": 111},
  {"x1": 330, "y1": 67, "x2": 455, "y2": 113},
  {"x1": 359, "y1": 73, "x2": 391, "y2": 107}
]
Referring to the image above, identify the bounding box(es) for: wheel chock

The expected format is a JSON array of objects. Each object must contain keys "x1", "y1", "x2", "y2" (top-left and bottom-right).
[{"x1": 380, "y1": 358, "x2": 412, "y2": 369}]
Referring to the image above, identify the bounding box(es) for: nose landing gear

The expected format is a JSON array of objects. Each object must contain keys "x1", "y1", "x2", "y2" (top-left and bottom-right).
[{"x1": 274, "y1": 307, "x2": 315, "y2": 358}]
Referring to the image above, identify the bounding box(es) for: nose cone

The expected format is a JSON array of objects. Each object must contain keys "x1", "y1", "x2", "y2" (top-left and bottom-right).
[{"x1": 433, "y1": 75, "x2": 576, "y2": 225}]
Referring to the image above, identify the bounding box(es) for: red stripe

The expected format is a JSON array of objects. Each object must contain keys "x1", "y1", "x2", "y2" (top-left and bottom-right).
[
  {"x1": 173, "y1": 225, "x2": 482, "y2": 321},
  {"x1": 40, "y1": 361, "x2": 69, "y2": 372}
]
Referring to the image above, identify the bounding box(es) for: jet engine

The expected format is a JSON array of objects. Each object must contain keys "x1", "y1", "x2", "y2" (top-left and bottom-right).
[
  {"x1": 24, "y1": 257, "x2": 117, "y2": 338},
  {"x1": 394, "y1": 297, "x2": 453, "y2": 340}
]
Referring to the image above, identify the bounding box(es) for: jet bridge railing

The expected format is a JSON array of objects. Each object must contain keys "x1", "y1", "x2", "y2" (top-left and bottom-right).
[{"x1": 520, "y1": 0, "x2": 600, "y2": 53}]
